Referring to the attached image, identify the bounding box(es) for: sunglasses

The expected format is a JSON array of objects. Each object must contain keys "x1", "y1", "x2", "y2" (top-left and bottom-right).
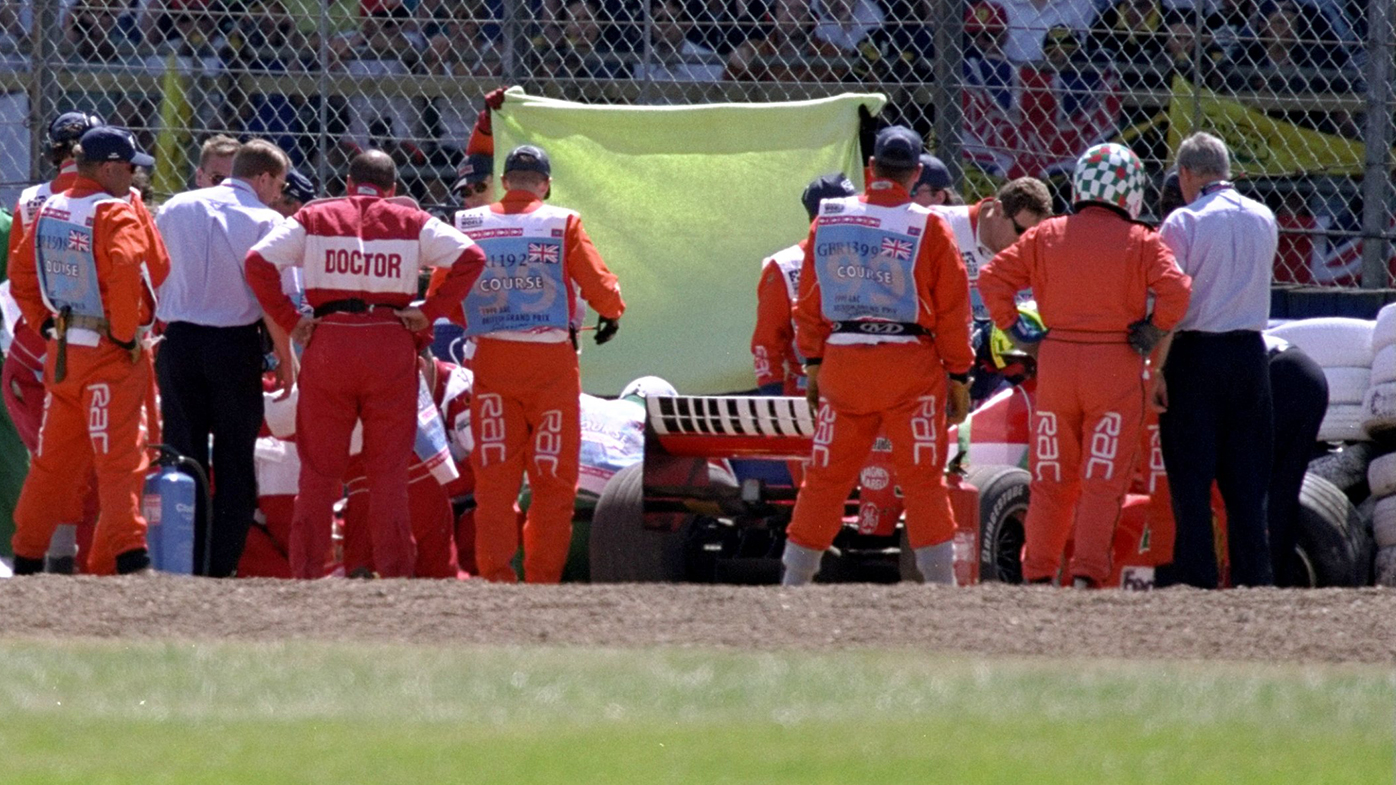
[{"x1": 209, "y1": 173, "x2": 227, "y2": 185}]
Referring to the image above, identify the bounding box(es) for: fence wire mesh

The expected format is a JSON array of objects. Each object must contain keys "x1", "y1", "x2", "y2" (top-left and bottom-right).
[{"x1": 0, "y1": 0, "x2": 1390, "y2": 285}]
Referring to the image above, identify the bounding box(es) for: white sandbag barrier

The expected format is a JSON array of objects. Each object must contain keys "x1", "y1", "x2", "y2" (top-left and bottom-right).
[
  {"x1": 1319, "y1": 404, "x2": 1369, "y2": 444},
  {"x1": 1268, "y1": 317, "x2": 1376, "y2": 369},
  {"x1": 1365, "y1": 305, "x2": 1396, "y2": 438},
  {"x1": 1323, "y1": 367, "x2": 1371, "y2": 406},
  {"x1": 1267, "y1": 317, "x2": 1376, "y2": 444}
]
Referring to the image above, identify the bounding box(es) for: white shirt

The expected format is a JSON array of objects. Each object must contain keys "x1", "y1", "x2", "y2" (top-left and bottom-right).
[
  {"x1": 998, "y1": 0, "x2": 1099, "y2": 63},
  {"x1": 811, "y1": 0, "x2": 885, "y2": 53},
  {"x1": 156, "y1": 178, "x2": 283, "y2": 326},
  {"x1": 1160, "y1": 184, "x2": 1277, "y2": 333}
]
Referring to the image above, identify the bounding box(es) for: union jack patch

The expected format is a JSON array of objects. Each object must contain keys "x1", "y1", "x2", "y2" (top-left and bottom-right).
[
  {"x1": 527, "y1": 242, "x2": 559, "y2": 264},
  {"x1": 881, "y1": 237, "x2": 912, "y2": 261},
  {"x1": 67, "y1": 230, "x2": 90, "y2": 252}
]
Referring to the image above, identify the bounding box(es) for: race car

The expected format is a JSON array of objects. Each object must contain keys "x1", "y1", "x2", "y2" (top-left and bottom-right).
[{"x1": 587, "y1": 381, "x2": 1372, "y2": 588}]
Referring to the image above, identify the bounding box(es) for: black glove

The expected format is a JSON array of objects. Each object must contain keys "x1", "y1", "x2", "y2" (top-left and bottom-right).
[
  {"x1": 1127, "y1": 317, "x2": 1166, "y2": 356},
  {"x1": 595, "y1": 317, "x2": 620, "y2": 345}
]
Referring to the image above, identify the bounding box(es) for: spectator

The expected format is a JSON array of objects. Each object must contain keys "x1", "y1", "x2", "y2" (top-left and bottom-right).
[
  {"x1": 1203, "y1": 0, "x2": 1257, "y2": 57},
  {"x1": 527, "y1": 0, "x2": 628, "y2": 77},
  {"x1": 416, "y1": 0, "x2": 491, "y2": 75},
  {"x1": 964, "y1": 1, "x2": 1015, "y2": 109},
  {"x1": 685, "y1": 0, "x2": 769, "y2": 57},
  {"x1": 145, "y1": 0, "x2": 221, "y2": 55},
  {"x1": 633, "y1": 0, "x2": 722, "y2": 82},
  {"x1": 343, "y1": 7, "x2": 427, "y2": 165},
  {"x1": 809, "y1": 0, "x2": 884, "y2": 57},
  {"x1": 66, "y1": 0, "x2": 141, "y2": 61},
  {"x1": 849, "y1": 0, "x2": 933, "y2": 84},
  {"x1": 228, "y1": 0, "x2": 305, "y2": 71},
  {"x1": 196, "y1": 134, "x2": 240, "y2": 189},
  {"x1": 1040, "y1": 26, "x2": 1112, "y2": 121},
  {"x1": 155, "y1": 139, "x2": 294, "y2": 578},
  {"x1": 1228, "y1": 0, "x2": 1353, "y2": 94},
  {"x1": 996, "y1": 0, "x2": 1099, "y2": 64},
  {"x1": 1155, "y1": 131, "x2": 1278, "y2": 589},
  {"x1": 1160, "y1": 7, "x2": 1227, "y2": 88},
  {"x1": 1089, "y1": 0, "x2": 1168, "y2": 85}
]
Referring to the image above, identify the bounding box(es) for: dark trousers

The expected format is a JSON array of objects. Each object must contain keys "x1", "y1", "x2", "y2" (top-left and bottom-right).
[
  {"x1": 156, "y1": 321, "x2": 265, "y2": 577},
  {"x1": 1267, "y1": 347, "x2": 1328, "y2": 587},
  {"x1": 1159, "y1": 330, "x2": 1274, "y2": 588}
]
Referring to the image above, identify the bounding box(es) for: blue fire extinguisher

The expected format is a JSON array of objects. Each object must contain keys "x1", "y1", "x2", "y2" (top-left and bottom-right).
[{"x1": 142, "y1": 445, "x2": 212, "y2": 575}]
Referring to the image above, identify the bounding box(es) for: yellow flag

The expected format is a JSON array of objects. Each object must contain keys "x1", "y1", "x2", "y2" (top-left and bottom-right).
[
  {"x1": 151, "y1": 54, "x2": 190, "y2": 199},
  {"x1": 1167, "y1": 76, "x2": 1367, "y2": 176}
]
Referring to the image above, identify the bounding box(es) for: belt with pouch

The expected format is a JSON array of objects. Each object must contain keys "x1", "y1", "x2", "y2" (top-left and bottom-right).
[
  {"x1": 830, "y1": 320, "x2": 932, "y2": 338},
  {"x1": 313, "y1": 298, "x2": 400, "y2": 319},
  {"x1": 48, "y1": 308, "x2": 142, "y2": 383}
]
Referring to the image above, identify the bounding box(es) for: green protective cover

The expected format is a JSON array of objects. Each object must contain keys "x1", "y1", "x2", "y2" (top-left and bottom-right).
[
  {"x1": 0, "y1": 207, "x2": 22, "y2": 554},
  {"x1": 493, "y1": 90, "x2": 886, "y2": 395}
]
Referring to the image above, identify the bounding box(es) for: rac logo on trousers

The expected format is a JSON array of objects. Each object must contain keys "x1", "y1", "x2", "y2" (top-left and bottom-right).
[{"x1": 324, "y1": 249, "x2": 403, "y2": 278}]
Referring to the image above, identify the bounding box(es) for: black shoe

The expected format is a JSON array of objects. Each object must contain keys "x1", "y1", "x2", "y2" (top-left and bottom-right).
[
  {"x1": 12, "y1": 555, "x2": 44, "y2": 575},
  {"x1": 45, "y1": 555, "x2": 76, "y2": 575},
  {"x1": 115, "y1": 548, "x2": 152, "y2": 575}
]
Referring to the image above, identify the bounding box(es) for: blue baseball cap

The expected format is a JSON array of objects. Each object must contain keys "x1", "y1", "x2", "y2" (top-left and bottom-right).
[
  {"x1": 47, "y1": 111, "x2": 103, "y2": 147},
  {"x1": 873, "y1": 125, "x2": 922, "y2": 169},
  {"x1": 503, "y1": 145, "x2": 550, "y2": 177},
  {"x1": 914, "y1": 154, "x2": 953, "y2": 191},
  {"x1": 283, "y1": 168, "x2": 316, "y2": 203},
  {"x1": 801, "y1": 172, "x2": 857, "y2": 220},
  {"x1": 452, "y1": 153, "x2": 494, "y2": 192},
  {"x1": 78, "y1": 126, "x2": 154, "y2": 167}
]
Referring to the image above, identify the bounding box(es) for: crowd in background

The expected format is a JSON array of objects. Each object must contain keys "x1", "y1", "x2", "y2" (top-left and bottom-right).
[{"x1": 0, "y1": 0, "x2": 1367, "y2": 164}]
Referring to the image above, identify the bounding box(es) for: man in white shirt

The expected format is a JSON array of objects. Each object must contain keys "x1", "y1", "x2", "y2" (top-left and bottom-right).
[
  {"x1": 154, "y1": 139, "x2": 291, "y2": 577},
  {"x1": 1155, "y1": 131, "x2": 1279, "y2": 589}
]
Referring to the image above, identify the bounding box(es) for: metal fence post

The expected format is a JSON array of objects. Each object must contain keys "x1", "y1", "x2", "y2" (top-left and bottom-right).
[
  {"x1": 501, "y1": 0, "x2": 523, "y2": 82},
  {"x1": 639, "y1": 1, "x2": 655, "y2": 104},
  {"x1": 28, "y1": 0, "x2": 61, "y2": 182},
  {"x1": 1361, "y1": 0, "x2": 1392, "y2": 289},
  {"x1": 931, "y1": 0, "x2": 962, "y2": 185},
  {"x1": 316, "y1": 0, "x2": 330, "y2": 193}
]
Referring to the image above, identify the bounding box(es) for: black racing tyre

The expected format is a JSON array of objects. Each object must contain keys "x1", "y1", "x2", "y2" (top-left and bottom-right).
[
  {"x1": 1352, "y1": 495, "x2": 1377, "y2": 586},
  {"x1": 1293, "y1": 472, "x2": 1364, "y2": 587},
  {"x1": 1307, "y1": 442, "x2": 1379, "y2": 497},
  {"x1": 967, "y1": 465, "x2": 1031, "y2": 584},
  {"x1": 588, "y1": 464, "x2": 687, "y2": 583}
]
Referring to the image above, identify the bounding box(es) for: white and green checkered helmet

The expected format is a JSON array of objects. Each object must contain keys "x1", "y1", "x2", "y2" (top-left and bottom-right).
[{"x1": 1072, "y1": 143, "x2": 1147, "y2": 219}]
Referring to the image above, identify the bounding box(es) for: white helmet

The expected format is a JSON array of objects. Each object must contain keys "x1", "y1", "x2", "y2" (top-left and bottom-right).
[
  {"x1": 620, "y1": 376, "x2": 677, "y2": 399},
  {"x1": 1071, "y1": 142, "x2": 1147, "y2": 220}
]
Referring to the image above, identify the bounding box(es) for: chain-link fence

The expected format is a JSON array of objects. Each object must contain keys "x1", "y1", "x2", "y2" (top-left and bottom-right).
[{"x1": 0, "y1": 0, "x2": 1390, "y2": 285}]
